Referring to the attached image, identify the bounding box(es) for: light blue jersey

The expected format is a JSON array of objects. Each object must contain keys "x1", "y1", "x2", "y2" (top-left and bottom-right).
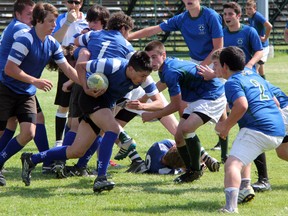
[
  {"x1": 86, "y1": 57, "x2": 158, "y2": 107},
  {"x1": 225, "y1": 67, "x2": 285, "y2": 137},
  {"x1": 77, "y1": 29, "x2": 134, "y2": 60},
  {"x1": 160, "y1": 6, "x2": 223, "y2": 61},
  {"x1": 159, "y1": 57, "x2": 224, "y2": 102},
  {"x1": 223, "y1": 24, "x2": 263, "y2": 64},
  {"x1": 3, "y1": 28, "x2": 66, "y2": 95},
  {"x1": 145, "y1": 139, "x2": 176, "y2": 174},
  {"x1": 0, "y1": 18, "x2": 30, "y2": 81},
  {"x1": 248, "y1": 11, "x2": 269, "y2": 47},
  {"x1": 53, "y1": 12, "x2": 88, "y2": 46}
]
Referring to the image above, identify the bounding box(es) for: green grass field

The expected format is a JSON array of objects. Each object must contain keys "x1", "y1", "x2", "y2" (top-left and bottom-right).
[{"x1": 0, "y1": 53, "x2": 288, "y2": 215}]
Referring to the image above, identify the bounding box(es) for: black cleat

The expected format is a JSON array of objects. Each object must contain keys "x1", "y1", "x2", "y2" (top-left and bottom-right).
[
  {"x1": 125, "y1": 160, "x2": 148, "y2": 174},
  {"x1": 21, "y1": 153, "x2": 35, "y2": 186},
  {"x1": 251, "y1": 178, "x2": 271, "y2": 192},
  {"x1": 174, "y1": 169, "x2": 203, "y2": 184},
  {"x1": 0, "y1": 170, "x2": 6, "y2": 186},
  {"x1": 93, "y1": 176, "x2": 115, "y2": 193}
]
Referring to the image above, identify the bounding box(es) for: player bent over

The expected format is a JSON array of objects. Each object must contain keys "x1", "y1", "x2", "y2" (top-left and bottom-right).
[{"x1": 21, "y1": 51, "x2": 160, "y2": 193}]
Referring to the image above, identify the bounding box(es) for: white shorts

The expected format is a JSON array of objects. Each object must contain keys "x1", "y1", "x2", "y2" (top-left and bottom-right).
[
  {"x1": 119, "y1": 87, "x2": 169, "y2": 116},
  {"x1": 183, "y1": 93, "x2": 226, "y2": 124},
  {"x1": 260, "y1": 46, "x2": 269, "y2": 63},
  {"x1": 280, "y1": 106, "x2": 288, "y2": 134},
  {"x1": 230, "y1": 128, "x2": 283, "y2": 165}
]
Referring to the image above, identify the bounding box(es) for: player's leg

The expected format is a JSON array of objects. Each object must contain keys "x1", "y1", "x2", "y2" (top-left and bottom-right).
[
  {"x1": 0, "y1": 116, "x2": 17, "y2": 152},
  {"x1": 252, "y1": 152, "x2": 271, "y2": 192}
]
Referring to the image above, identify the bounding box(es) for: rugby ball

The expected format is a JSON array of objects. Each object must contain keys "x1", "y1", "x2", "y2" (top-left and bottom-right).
[{"x1": 87, "y1": 72, "x2": 109, "y2": 90}]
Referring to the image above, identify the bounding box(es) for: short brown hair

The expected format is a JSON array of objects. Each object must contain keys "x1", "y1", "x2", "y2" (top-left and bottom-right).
[
  {"x1": 31, "y1": 2, "x2": 58, "y2": 26},
  {"x1": 223, "y1": 2, "x2": 242, "y2": 15},
  {"x1": 144, "y1": 40, "x2": 166, "y2": 55},
  {"x1": 162, "y1": 146, "x2": 185, "y2": 169},
  {"x1": 107, "y1": 11, "x2": 134, "y2": 31}
]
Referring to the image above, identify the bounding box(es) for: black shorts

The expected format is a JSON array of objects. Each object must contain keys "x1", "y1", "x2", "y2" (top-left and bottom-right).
[
  {"x1": 0, "y1": 83, "x2": 37, "y2": 130},
  {"x1": 79, "y1": 90, "x2": 111, "y2": 115},
  {"x1": 54, "y1": 70, "x2": 71, "y2": 107},
  {"x1": 35, "y1": 96, "x2": 42, "y2": 113},
  {"x1": 68, "y1": 84, "x2": 83, "y2": 118},
  {"x1": 115, "y1": 108, "x2": 137, "y2": 123}
]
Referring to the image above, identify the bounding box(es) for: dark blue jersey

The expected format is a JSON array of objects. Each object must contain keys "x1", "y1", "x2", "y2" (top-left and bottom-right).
[
  {"x1": 3, "y1": 28, "x2": 65, "y2": 95},
  {"x1": 0, "y1": 18, "x2": 30, "y2": 81},
  {"x1": 160, "y1": 6, "x2": 223, "y2": 61},
  {"x1": 225, "y1": 67, "x2": 285, "y2": 136},
  {"x1": 145, "y1": 139, "x2": 176, "y2": 174},
  {"x1": 77, "y1": 29, "x2": 134, "y2": 60},
  {"x1": 159, "y1": 58, "x2": 224, "y2": 102},
  {"x1": 86, "y1": 57, "x2": 158, "y2": 107}
]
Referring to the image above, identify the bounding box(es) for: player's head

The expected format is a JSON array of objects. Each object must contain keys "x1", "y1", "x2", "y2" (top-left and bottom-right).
[
  {"x1": 86, "y1": 4, "x2": 110, "y2": 30},
  {"x1": 144, "y1": 40, "x2": 166, "y2": 71},
  {"x1": 245, "y1": 0, "x2": 257, "y2": 18},
  {"x1": 127, "y1": 51, "x2": 152, "y2": 85},
  {"x1": 13, "y1": 0, "x2": 35, "y2": 26},
  {"x1": 211, "y1": 48, "x2": 223, "y2": 78},
  {"x1": 66, "y1": 0, "x2": 83, "y2": 12},
  {"x1": 219, "y1": 46, "x2": 245, "y2": 77},
  {"x1": 31, "y1": 2, "x2": 58, "y2": 34},
  {"x1": 107, "y1": 11, "x2": 134, "y2": 39},
  {"x1": 223, "y1": 2, "x2": 242, "y2": 28},
  {"x1": 162, "y1": 145, "x2": 185, "y2": 169},
  {"x1": 182, "y1": 0, "x2": 201, "y2": 10}
]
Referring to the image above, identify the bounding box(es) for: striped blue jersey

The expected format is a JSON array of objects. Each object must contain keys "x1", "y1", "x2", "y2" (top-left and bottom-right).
[
  {"x1": 145, "y1": 139, "x2": 176, "y2": 174},
  {"x1": 159, "y1": 57, "x2": 224, "y2": 102},
  {"x1": 52, "y1": 12, "x2": 88, "y2": 46},
  {"x1": 0, "y1": 18, "x2": 30, "y2": 81},
  {"x1": 86, "y1": 57, "x2": 158, "y2": 107},
  {"x1": 77, "y1": 29, "x2": 134, "y2": 60},
  {"x1": 248, "y1": 11, "x2": 269, "y2": 47},
  {"x1": 3, "y1": 28, "x2": 66, "y2": 95},
  {"x1": 160, "y1": 6, "x2": 223, "y2": 61},
  {"x1": 225, "y1": 67, "x2": 285, "y2": 136},
  {"x1": 223, "y1": 24, "x2": 263, "y2": 64}
]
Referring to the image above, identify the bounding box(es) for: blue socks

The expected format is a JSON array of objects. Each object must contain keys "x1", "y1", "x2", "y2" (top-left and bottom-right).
[
  {"x1": 31, "y1": 146, "x2": 68, "y2": 165},
  {"x1": 0, "y1": 137, "x2": 23, "y2": 167},
  {"x1": 97, "y1": 131, "x2": 117, "y2": 176},
  {"x1": 0, "y1": 128, "x2": 15, "y2": 152}
]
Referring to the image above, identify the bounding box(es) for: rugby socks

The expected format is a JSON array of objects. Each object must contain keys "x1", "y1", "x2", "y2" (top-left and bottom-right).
[
  {"x1": 185, "y1": 134, "x2": 201, "y2": 171},
  {"x1": 177, "y1": 145, "x2": 192, "y2": 170},
  {"x1": 34, "y1": 124, "x2": 49, "y2": 152},
  {"x1": 62, "y1": 131, "x2": 76, "y2": 146},
  {"x1": 31, "y1": 146, "x2": 68, "y2": 165},
  {"x1": 97, "y1": 131, "x2": 117, "y2": 176},
  {"x1": 118, "y1": 130, "x2": 132, "y2": 144},
  {"x1": 219, "y1": 136, "x2": 228, "y2": 163},
  {"x1": 55, "y1": 112, "x2": 68, "y2": 142},
  {"x1": 224, "y1": 187, "x2": 239, "y2": 212},
  {"x1": 0, "y1": 128, "x2": 15, "y2": 152},
  {"x1": 254, "y1": 153, "x2": 268, "y2": 179},
  {"x1": 77, "y1": 135, "x2": 102, "y2": 168},
  {"x1": 240, "y1": 178, "x2": 251, "y2": 190},
  {"x1": 0, "y1": 137, "x2": 23, "y2": 166},
  {"x1": 127, "y1": 149, "x2": 143, "y2": 163},
  {"x1": 200, "y1": 147, "x2": 211, "y2": 163}
]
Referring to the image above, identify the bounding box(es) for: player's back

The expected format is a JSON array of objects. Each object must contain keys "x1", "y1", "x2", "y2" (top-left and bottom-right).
[{"x1": 79, "y1": 29, "x2": 134, "y2": 60}]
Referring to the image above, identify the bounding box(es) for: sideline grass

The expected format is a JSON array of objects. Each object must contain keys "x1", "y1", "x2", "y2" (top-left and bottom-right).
[{"x1": 0, "y1": 54, "x2": 288, "y2": 215}]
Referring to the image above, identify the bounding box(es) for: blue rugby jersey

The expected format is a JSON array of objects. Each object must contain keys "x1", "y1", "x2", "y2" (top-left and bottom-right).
[{"x1": 248, "y1": 11, "x2": 269, "y2": 47}]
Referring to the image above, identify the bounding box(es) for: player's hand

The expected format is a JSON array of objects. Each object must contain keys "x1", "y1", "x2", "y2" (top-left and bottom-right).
[
  {"x1": 62, "y1": 80, "x2": 73, "y2": 92},
  {"x1": 197, "y1": 65, "x2": 216, "y2": 80},
  {"x1": 142, "y1": 112, "x2": 156, "y2": 122},
  {"x1": 215, "y1": 121, "x2": 229, "y2": 140},
  {"x1": 67, "y1": 9, "x2": 77, "y2": 23},
  {"x1": 84, "y1": 87, "x2": 106, "y2": 98},
  {"x1": 34, "y1": 79, "x2": 53, "y2": 92},
  {"x1": 126, "y1": 100, "x2": 143, "y2": 110}
]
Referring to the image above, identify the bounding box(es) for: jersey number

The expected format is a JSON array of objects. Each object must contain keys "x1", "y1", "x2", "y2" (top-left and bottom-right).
[
  {"x1": 250, "y1": 79, "x2": 270, "y2": 100},
  {"x1": 98, "y1": 41, "x2": 111, "y2": 59}
]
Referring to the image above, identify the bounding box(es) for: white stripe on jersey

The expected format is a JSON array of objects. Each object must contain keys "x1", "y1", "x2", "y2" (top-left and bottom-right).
[
  {"x1": 111, "y1": 58, "x2": 121, "y2": 73},
  {"x1": 12, "y1": 42, "x2": 29, "y2": 56},
  {"x1": 96, "y1": 58, "x2": 107, "y2": 73},
  {"x1": 13, "y1": 28, "x2": 30, "y2": 40},
  {"x1": 7, "y1": 56, "x2": 21, "y2": 65}
]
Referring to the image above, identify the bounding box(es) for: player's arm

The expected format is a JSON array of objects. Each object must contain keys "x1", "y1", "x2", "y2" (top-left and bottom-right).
[
  {"x1": 261, "y1": 21, "x2": 273, "y2": 42},
  {"x1": 246, "y1": 50, "x2": 263, "y2": 69},
  {"x1": 200, "y1": 37, "x2": 223, "y2": 66},
  {"x1": 142, "y1": 93, "x2": 182, "y2": 122},
  {"x1": 126, "y1": 92, "x2": 164, "y2": 111},
  {"x1": 215, "y1": 96, "x2": 247, "y2": 139},
  {"x1": 57, "y1": 61, "x2": 80, "y2": 85},
  {"x1": 128, "y1": 25, "x2": 162, "y2": 40},
  {"x1": 5, "y1": 60, "x2": 53, "y2": 92},
  {"x1": 53, "y1": 10, "x2": 77, "y2": 43}
]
